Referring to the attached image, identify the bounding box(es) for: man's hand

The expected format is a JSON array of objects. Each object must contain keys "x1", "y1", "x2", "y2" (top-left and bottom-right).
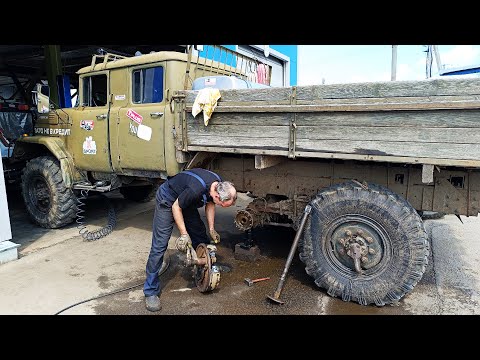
[
  {"x1": 209, "y1": 229, "x2": 220, "y2": 244},
  {"x1": 175, "y1": 233, "x2": 192, "y2": 252}
]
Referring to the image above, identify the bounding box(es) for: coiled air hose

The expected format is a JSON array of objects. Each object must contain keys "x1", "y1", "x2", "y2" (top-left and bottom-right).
[{"x1": 76, "y1": 189, "x2": 117, "y2": 241}]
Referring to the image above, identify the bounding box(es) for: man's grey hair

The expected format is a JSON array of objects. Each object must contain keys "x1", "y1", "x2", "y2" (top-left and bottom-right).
[{"x1": 216, "y1": 181, "x2": 237, "y2": 202}]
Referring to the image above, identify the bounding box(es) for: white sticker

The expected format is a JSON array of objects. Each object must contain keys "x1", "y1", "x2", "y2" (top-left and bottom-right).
[
  {"x1": 83, "y1": 136, "x2": 97, "y2": 155},
  {"x1": 115, "y1": 94, "x2": 126, "y2": 101},
  {"x1": 137, "y1": 124, "x2": 152, "y2": 141},
  {"x1": 129, "y1": 122, "x2": 138, "y2": 136},
  {"x1": 34, "y1": 127, "x2": 71, "y2": 136}
]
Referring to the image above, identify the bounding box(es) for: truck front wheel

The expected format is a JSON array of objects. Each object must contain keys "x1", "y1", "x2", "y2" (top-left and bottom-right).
[
  {"x1": 298, "y1": 181, "x2": 429, "y2": 306},
  {"x1": 21, "y1": 156, "x2": 77, "y2": 228}
]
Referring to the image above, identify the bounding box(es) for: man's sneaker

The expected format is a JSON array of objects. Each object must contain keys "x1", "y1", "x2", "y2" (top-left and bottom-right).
[{"x1": 145, "y1": 295, "x2": 162, "y2": 312}]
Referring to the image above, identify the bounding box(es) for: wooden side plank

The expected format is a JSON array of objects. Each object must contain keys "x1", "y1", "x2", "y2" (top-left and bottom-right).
[
  {"x1": 295, "y1": 139, "x2": 480, "y2": 160},
  {"x1": 295, "y1": 78, "x2": 480, "y2": 99},
  {"x1": 187, "y1": 134, "x2": 289, "y2": 151},
  {"x1": 178, "y1": 77, "x2": 480, "y2": 104},
  {"x1": 297, "y1": 110, "x2": 480, "y2": 128},
  {"x1": 296, "y1": 125, "x2": 480, "y2": 143},
  {"x1": 186, "y1": 134, "x2": 479, "y2": 160},
  {"x1": 187, "y1": 100, "x2": 480, "y2": 113},
  {"x1": 296, "y1": 95, "x2": 480, "y2": 106},
  {"x1": 187, "y1": 124, "x2": 288, "y2": 138},
  {"x1": 183, "y1": 87, "x2": 292, "y2": 103},
  {"x1": 187, "y1": 145, "x2": 480, "y2": 167},
  {"x1": 186, "y1": 113, "x2": 291, "y2": 126},
  {"x1": 188, "y1": 120, "x2": 480, "y2": 145},
  {"x1": 188, "y1": 110, "x2": 480, "y2": 128}
]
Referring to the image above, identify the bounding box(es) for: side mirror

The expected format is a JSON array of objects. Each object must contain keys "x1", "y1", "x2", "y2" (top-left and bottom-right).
[{"x1": 33, "y1": 83, "x2": 50, "y2": 113}]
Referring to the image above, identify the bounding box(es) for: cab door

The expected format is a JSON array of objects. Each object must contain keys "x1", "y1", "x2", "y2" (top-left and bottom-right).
[
  {"x1": 117, "y1": 64, "x2": 166, "y2": 172},
  {"x1": 72, "y1": 72, "x2": 113, "y2": 172}
]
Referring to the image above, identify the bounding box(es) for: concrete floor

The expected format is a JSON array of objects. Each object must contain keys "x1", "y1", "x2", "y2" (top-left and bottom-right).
[{"x1": 0, "y1": 187, "x2": 479, "y2": 315}]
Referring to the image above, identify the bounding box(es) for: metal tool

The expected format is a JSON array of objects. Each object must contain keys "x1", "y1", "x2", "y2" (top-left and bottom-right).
[
  {"x1": 244, "y1": 277, "x2": 270, "y2": 286},
  {"x1": 267, "y1": 204, "x2": 311, "y2": 305},
  {"x1": 192, "y1": 243, "x2": 221, "y2": 293},
  {"x1": 178, "y1": 239, "x2": 221, "y2": 293}
]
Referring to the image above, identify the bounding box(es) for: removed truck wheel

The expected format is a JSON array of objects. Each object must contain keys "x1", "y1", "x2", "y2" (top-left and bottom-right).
[
  {"x1": 298, "y1": 181, "x2": 430, "y2": 306},
  {"x1": 21, "y1": 156, "x2": 77, "y2": 229},
  {"x1": 120, "y1": 183, "x2": 159, "y2": 202}
]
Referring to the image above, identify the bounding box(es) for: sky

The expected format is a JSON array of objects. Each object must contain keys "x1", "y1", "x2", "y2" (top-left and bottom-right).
[{"x1": 297, "y1": 45, "x2": 480, "y2": 85}]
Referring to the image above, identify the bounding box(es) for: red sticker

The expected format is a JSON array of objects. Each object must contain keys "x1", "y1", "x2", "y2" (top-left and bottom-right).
[
  {"x1": 80, "y1": 120, "x2": 94, "y2": 131},
  {"x1": 126, "y1": 109, "x2": 143, "y2": 124}
]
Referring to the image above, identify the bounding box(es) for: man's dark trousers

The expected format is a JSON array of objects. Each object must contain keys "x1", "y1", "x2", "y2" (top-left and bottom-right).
[{"x1": 143, "y1": 191, "x2": 209, "y2": 297}]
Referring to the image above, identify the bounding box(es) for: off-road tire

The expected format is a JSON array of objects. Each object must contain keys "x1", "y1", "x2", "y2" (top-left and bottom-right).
[
  {"x1": 298, "y1": 181, "x2": 430, "y2": 306},
  {"x1": 21, "y1": 156, "x2": 77, "y2": 228},
  {"x1": 120, "y1": 183, "x2": 159, "y2": 203}
]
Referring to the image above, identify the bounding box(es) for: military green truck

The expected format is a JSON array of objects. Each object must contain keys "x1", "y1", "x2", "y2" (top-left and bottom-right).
[{"x1": 11, "y1": 45, "x2": 480, "y2": 306}]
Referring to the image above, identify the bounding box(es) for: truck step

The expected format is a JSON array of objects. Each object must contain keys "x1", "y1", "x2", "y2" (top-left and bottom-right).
[{"x1": 73, "y1": 182, "x2": 112, "y2": 192}]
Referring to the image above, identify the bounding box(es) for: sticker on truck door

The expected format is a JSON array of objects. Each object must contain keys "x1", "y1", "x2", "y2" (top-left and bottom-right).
[
  {"x1": 80, "y1": 120, "x2": 94, "y2": 131},
  {"x1": 129, "y1": 122, "x2": 151, "y2": 141},
  {"x1": 137, "y1": 124, "x2": 152, "y2": 141},
  {"x1": 129, "y1": 122, "x2": 138, "y2": 136},
  {"x1": 83, "y1": 136, "x2": 97, "y2": 155},
  {"x1": 126, "y1": 109, "x2": 143, "y2": 124}
]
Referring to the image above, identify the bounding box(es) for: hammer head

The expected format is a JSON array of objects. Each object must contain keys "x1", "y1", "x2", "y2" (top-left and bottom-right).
[{"x1": 244, "y1": 278, "x2": 253, "y2": 286}]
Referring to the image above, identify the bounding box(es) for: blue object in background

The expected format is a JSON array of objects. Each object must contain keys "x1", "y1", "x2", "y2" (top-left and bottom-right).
[
  {"x1": 57, "y1": 74, "x2": 72, "y2": 108},
  {"x1": 197, "y1": 45, "x2": 298, "y2": 86}
]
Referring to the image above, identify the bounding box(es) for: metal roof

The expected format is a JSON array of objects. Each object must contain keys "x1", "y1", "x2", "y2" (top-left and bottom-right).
[{"x1": 0, "y1": 45, "x2": 187, "y2": 82}]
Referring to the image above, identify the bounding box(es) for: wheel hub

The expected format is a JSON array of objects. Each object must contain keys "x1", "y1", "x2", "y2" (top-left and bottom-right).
[
  {"x1": 332, "y1": 225, "x2": 383, "y2": 271},
  {"x1": 30, "y1": 176, "x2": 51, "y2": 213},
  {"x1": 193, "y1": 244, "x2": 221, "y2": 293}
]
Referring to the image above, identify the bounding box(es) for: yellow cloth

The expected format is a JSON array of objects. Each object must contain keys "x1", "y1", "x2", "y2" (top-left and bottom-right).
[{"x1": 191, "y1": 88, "x2": 221, "y2": 126}]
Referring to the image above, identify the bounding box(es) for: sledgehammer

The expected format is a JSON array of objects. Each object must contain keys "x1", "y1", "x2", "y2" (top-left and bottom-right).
[
  {"x1": 244, "y1": 277, "x2": 270, "y2": 286},
  {"x1": 267, "y1": 204, "x2": 311, "y2": 305}
]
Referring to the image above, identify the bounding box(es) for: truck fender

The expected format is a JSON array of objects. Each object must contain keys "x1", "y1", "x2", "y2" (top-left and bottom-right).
[{"x1": 13, "y1": 136, "x2": 81, "y2": 188}]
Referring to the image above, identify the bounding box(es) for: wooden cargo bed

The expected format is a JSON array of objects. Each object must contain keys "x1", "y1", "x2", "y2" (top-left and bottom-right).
[{"x1": 176, "y1": 77, "x2": 480, "y2": 167}]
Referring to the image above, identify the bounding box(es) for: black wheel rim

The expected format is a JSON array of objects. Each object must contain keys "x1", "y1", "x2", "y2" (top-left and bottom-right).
[
  {"x1": 322, "y1": 214, "x2": 392, "y2": 279},
  {"x1": 28, "y1": 175, "x2": 52, "y2": 214}
]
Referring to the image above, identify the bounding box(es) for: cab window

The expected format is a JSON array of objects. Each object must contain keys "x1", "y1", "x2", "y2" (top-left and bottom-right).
[
  {"x1": 82, "y1": 74, "x2": 107, "y2": 107},
  {"x1": 132, "y1": 66, "x2": 163, "y2": 104}
]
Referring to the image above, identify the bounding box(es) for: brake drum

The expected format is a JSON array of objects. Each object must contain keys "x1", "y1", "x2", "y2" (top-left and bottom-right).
[{"x1": 194, "y1": 243, "x2": 221, "y2": 293}]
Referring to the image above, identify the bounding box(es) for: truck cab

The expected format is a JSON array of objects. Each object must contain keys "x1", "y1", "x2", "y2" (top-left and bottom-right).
[{"x1": 13, "y1": 46, "x2": 260, "y2": 228}]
